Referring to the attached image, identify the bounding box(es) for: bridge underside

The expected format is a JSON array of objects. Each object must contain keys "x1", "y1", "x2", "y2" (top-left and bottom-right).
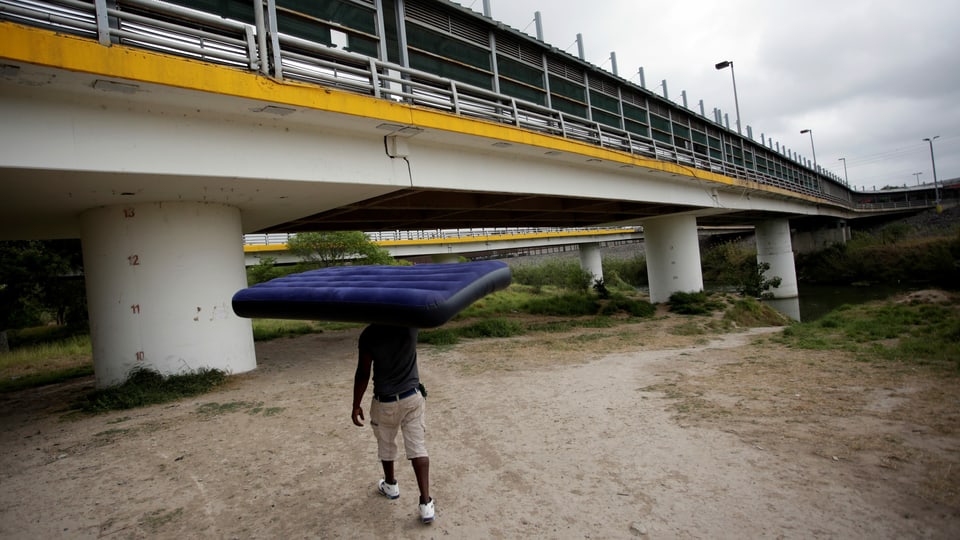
[{"x1": 263, "y1": 187, "x2": 793, "y2": 233}]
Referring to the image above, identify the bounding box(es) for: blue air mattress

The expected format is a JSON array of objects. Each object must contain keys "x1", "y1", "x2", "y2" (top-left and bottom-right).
[{"x1": 231, "y1": 261, "x2": 512, "y2": 328}]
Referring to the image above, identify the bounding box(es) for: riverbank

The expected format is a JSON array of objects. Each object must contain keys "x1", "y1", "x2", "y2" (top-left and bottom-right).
[{"x1": 1, "y1": 293, "x2": 957, "y2": 538}]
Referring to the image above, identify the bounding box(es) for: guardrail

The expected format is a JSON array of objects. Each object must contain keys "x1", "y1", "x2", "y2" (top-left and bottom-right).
[{"x1": 1, "y1": 0, "x2": 940, "y2": 215}]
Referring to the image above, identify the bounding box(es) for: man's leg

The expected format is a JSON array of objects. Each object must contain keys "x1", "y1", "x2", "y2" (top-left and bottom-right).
[
  {"x1": 411, "y1": 457, "x2": 430, "y2": 504},
  {"x1": 372, "y1": 399, "x2": 401, "y2": 498},
  {"x1": 381, "y1": 460, "x2": 396, "y2": 485}
]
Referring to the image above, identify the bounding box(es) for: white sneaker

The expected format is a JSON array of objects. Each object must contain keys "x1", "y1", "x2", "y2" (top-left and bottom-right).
[
  {"x1": 419, "y1": 498, "x2": 435, "y2": 524},
  {"x1": 378, "y1": 479, "x2": 399, "y2": 499}
]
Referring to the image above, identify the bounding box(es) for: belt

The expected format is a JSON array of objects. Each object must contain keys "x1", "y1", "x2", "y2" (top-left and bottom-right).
[{"x1": 374, "y1": 387, "x2": 418, "y2": 403}]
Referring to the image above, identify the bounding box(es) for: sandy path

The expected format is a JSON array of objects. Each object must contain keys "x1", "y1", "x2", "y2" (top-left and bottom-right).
[{"x1": 0, "y1": 325, "x2": 957, "y2": 539}]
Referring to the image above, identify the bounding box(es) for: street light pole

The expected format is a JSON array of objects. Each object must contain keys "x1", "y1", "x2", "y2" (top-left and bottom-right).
[
  {"x1": 800, "y1": 129, "x2": 817, "y2": 171},
  {"x1": 923, "y1": 136, "x2": 941, "y2": 204},
  {"x1": 715, "y1": 60, "x2": 741, "y2": 134},
  {"x1": 913, "y1": 171, "x2": 923, "y2": 185},
  {"x1": 839, "y1": 157, "x2": 849, "y2": 185}
]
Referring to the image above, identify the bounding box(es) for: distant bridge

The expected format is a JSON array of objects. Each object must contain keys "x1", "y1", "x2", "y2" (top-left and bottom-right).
[{"x1": 242, "y1": 227, "x2": 646, "y2": 265}]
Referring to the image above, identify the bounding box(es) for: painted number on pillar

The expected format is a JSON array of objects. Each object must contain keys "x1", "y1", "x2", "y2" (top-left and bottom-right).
[
  {"x1": 135, "y1": 351, "x2": 145, "y2": 361},
  {"x1": 128, "y1": 254, "x2": 140, "y2": 266},
  {"x1": 131, "y1": 304, "x2": 140, "y2": 315},
  {"x1": 123, "y1": 208, "x2": 135, "y2": 218}
]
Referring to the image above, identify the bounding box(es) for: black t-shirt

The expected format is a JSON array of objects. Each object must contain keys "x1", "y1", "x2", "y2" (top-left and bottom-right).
[{"x1": 359, "y1": 324, "x2": 419, "y2": 397}]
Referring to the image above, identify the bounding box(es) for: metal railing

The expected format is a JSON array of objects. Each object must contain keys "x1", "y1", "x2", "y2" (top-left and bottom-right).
[{"x1": 1, "y1": 0, "x2": 939, "y2": 214}]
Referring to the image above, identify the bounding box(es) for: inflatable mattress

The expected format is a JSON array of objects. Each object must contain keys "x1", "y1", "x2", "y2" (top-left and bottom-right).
[{"x1": 231, "y1": 261, "x2": 512, "y2": 328}]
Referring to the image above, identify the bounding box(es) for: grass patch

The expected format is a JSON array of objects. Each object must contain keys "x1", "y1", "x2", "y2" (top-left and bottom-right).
[
  {"x1": 523, "y1": 293, "x2": 600, "y2": 316},
  {"x1": 252, "y1": 319, "x2": 365, "y2": 341},
  {"x1": 0, "y1": 364, "x2": 93, "y2": 393},
  {"x1": 524, "y1": 319, "x2": 580, "y2": 333},
  {"x1": 77, "y1": 367, "x2": 228, "y2": 414},
  {"x1": 6, "y1": 324, "x2": 89, "y2": 349},
  {"x1": 723, "y1": 298, "x2": 789, "y2": 327},
  {"x1": 774, "y1": 299, "x2": 960, "y2": 370},
  {"x1": 252, "y1": 319, "x2": 322, "y2": 341},
  {"x1": 599, "y1": 294, "x2": 656, "y2": 317},
  {"x1": 668, "y1": 291, "x2": 726, "y2": 315},
  {"x1": 509, "y1": 258, "x2": 592, "y2": 292},
  {"x1": 418, "y1": 328, "x2": 460, "y2": 346},
  {"x1": 196, "y1": 400, "x2": 254, "y2": 416},
  {"x1": 0, "y1": 334, "x2": 93, "y2": 393},
  {"x1": 669, "y1": 321, "x2": 709, "y2": 336},
  {"x1": 420, "y1": 317, "x2": 525, "y2": 347},
  {"x1": 197, "y1": 400, "x2": 285, "y2": 418},
  {"x1": 457, "y1": 287, "x2": 535, "y2": 318},
  {"x1": 459, "y1": 318, "x2": 525, "y2": 338}
]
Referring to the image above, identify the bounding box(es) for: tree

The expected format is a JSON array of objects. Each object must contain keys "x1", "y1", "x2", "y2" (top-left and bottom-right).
[
  {"x1": 0, "y1": 240, "x2": 87, "y2": 351},
  {"x1": 286, "y1": 231, "x2": 394, "y2": 268}
]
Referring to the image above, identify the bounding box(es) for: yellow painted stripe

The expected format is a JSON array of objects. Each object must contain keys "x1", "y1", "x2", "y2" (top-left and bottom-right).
[
  {"x1": 243, "y1": 244, "x2": 289, "y2": 253},
  {"x1": 374, "y1": 228, "x2": 639, "y2": 247},
  {"x1": 1, "y1": 22, "x2": 822, "y2": 204},
  {"x1": 242, "y1": 228, "x2": 641, "y2": 251}
]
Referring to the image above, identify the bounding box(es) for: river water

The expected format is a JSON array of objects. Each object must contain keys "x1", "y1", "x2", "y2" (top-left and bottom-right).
[{"x1": 791, "y1": 283, "x2": 917, "y2": 321}]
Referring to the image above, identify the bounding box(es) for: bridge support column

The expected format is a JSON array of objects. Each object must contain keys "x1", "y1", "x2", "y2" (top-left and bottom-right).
[
  {"x1": 579, "y1": 242, "x2": 603, "y2": 285},
  {"x1": 643, "y1": 215, "x2": 703, "y2": 304},
  {"x1": 755, "y1": 219, "x2": 799, "y2": 299},
  {"x1": 80, "y1": 201, "x2": 256, "y2": 388},
  {"x1": 791, "y1": 219, "x2": 850, "y2": 254}
]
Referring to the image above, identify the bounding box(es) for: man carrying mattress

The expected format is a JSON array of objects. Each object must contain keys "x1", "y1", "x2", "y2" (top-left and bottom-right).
[{"x1": 351, "y1": 324, "x2": 434, "y2": 524}]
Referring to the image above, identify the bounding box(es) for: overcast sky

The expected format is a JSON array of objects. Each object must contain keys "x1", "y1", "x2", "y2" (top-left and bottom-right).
[{"x1": 452, "y1": 0, "x2": 960, "y2": 191}]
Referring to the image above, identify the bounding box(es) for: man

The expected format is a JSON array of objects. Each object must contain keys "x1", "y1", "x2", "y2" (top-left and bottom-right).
[{"x1": 351, "y1": 323, "x2": 434, "y2": 524}]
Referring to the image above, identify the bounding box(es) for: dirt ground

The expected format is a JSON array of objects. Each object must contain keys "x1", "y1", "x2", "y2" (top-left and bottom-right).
[{"x1": 1, "y1": 306, "x2": 958, "y2": 539}]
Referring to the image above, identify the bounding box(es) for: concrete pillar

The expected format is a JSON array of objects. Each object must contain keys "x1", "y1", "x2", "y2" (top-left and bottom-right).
[
  {"x1": 578, "y1": 242, "x2": 603, "y2": 285},
  {"x1": 643, "y1": 215, "x2": 703, "y2": 304},
  {"x1": 791, "y1": 219, "x2": 850, "y2": 254},
  {"x1": 755, "y1": 219, "x2": 799, "y2": 299},
  {"x1": 430, "y1": 253, "x2": 460, "y2": 264},
  {"x1": 80, "y1": 201, "x2": 256, "y2": 388}
]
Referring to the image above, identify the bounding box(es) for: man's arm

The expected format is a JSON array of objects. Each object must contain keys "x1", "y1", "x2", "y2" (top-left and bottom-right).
[{"x1": 351, "y1": 350, "x2": 373, "y2": 426}]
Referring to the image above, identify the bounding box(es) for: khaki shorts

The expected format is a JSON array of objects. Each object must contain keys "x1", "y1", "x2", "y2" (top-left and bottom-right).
[{"x1": 370, "y1": 390, "x2": 427, "y2": 461}]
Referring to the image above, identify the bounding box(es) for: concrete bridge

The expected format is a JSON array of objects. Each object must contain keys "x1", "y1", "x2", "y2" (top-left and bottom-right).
[
  {"x1": 0, "y1": 0, "x2": 937, "y2": 386},
  {"x1": 243, "y1": 227, "x2": 646, "y2": 268}
]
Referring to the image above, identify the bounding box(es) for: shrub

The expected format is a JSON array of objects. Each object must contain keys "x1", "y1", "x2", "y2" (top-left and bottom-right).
[
  {"x1": 459, "y1": 318, "x2": 524, "y2": 338},
  {"x1": 418, "y1": 328, "x2": 460, "y2": 346},
  {"x1": 599, "y1": 294, "x2": 656, "y2": 317},
  {"x1": 510, "y1": 259, "x2": 592, "y2": 292},
  {"x1": 79, "y1": 367, "x2": 228, "y2": 413},
  {"x1": 701, "y1": 241, "x2": 781, "y2": 297},
  {"x1": 723, "y1": 298, "x2": 788, "y2": 327},
  {"x1": 523, "y1": 293, "x2": 599, "y2": 316},
  {"x1": 668, "y1": 291, "x2": 725, "y2": 315},
  {"x1": 247, "y1": 256, "x2": 284, "y2": 285},
  {"x1": 602, "y1": 256, "x2": 647, "y2": 287}
]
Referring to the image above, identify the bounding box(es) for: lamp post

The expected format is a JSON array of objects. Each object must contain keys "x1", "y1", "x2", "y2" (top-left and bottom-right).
[
  {"x1": 913, "y1": 171, "x2": 923, "y2": 185},
  {"x1": 923, "y1": 136, "x2": 941, "y2": 204},
  {"x1": 715, "y1": 60, "x2": 741, "y2": 134},
  {"x1": 839, "y1": 157, "x2": 849, "y2": 185},
  {"x1": 800, "y1": 129, "x2": 817, "y2": 171}
]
